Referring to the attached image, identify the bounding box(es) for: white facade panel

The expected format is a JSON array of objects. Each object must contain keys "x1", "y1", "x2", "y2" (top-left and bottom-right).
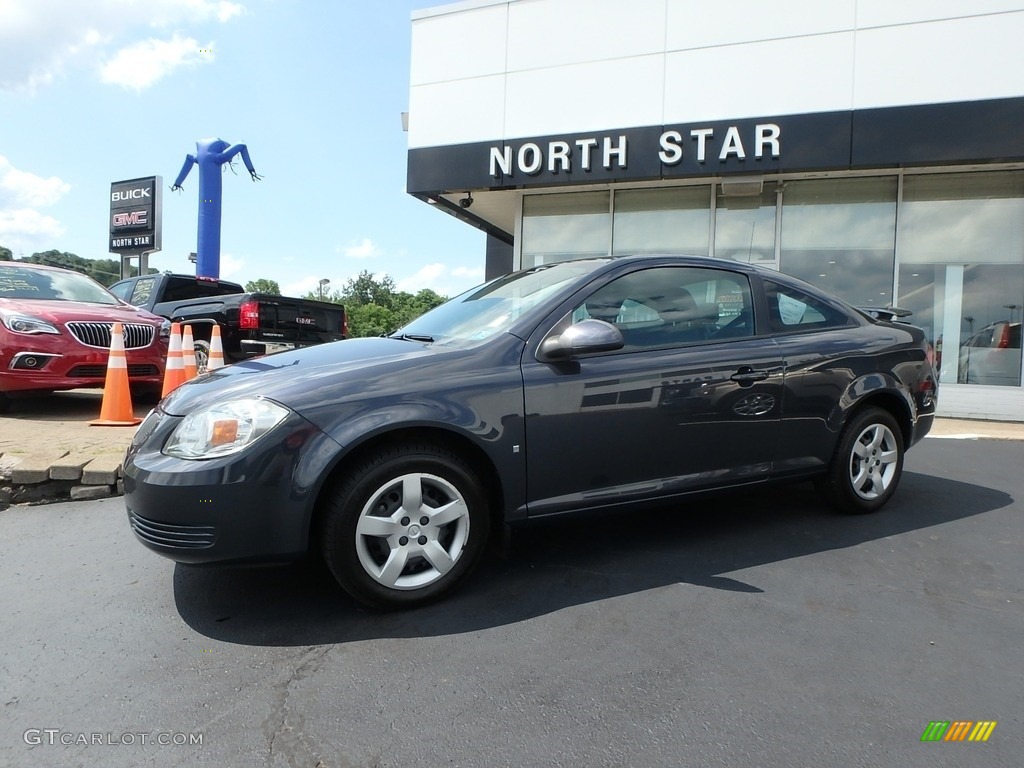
[
  {"x1": 410, "y1": 4, "x2": 509, "y2": 86},
  {"x1": 853, "y1": 13, "x2": 1024, "y2": 109},
  {"x1": 856, "y1": 0, "x2": 1024, "y2": 27},
  {"x1": 665, "y1": 0, "x2": 854, "y2": 51},
  {"x1": 663, "y1": 33, "x2": 855, "y2": 124},
  {"x1": 505, "y1": 55, "x2": 664, "y2": 137},
  {"x1": 506, "y1": 0, "x2": 666, "y2": 72},
  {"x1": 408, "y1": 76, "x2": 507, "y2": 149},
  {"x1": 937, "y1": 385, "x2": 1024, "y2": 421}
]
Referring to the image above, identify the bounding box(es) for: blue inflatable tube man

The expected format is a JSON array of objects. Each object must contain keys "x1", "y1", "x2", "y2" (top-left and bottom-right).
[{"x1": 171, "y1": 138, "x2": 261, "y2": 279}]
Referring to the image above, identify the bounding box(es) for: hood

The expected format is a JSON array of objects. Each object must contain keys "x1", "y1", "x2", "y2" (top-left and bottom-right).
[
  {"x1": 160, "y1": 336, "x2": 444, "y2": 416},
  {"x1": 0, "y1": 297, "x2": 162, "y2": 325}
]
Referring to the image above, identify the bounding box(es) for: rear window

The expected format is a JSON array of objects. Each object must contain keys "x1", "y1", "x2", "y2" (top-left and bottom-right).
[
  {"x1": 764, "y1": 280, "x2": 853, "y2": 334},
  {"x1": 162, "y1": 277, "x2": 243, "y2": 302}
]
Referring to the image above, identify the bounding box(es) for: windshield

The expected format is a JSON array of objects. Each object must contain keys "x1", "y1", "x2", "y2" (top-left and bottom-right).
[
  {"x1": 0, "y1": 265, "x2": 120, "y2": 305},
  {"x1": 394, "y1": 261, "x2": 602, "y2": 344}
]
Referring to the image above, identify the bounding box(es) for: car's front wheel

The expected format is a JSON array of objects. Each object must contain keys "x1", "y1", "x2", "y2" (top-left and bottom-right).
[
  {"x1": 819, "y1": 406, "x2": 905, "y2": 514},
  {"x1": 319, "y1": 444, "x2": 490, "y2": 609}
]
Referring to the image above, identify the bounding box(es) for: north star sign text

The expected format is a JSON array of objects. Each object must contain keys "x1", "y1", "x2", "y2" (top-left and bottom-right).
[{"x1": 489, "y1": 124, "x2": 781, "y2": 176}]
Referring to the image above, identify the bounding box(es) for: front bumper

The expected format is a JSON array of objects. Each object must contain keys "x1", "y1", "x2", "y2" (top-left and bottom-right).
[
  {"x1": 0, "y1": 339, "x2": 166, "y2": 393},
  {"x1": 122, "y1": 405, "x2": 341, "y2": 565}
]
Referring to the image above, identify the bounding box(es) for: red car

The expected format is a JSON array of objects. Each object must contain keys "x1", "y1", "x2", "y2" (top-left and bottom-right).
[{"x1": 0, "y1": 261, "x2": 169, "y2": 412}]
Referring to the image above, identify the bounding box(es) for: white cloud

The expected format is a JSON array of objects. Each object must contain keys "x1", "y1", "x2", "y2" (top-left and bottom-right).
[
  {"x1": 0, "y1": 156, "x2": 70, "y2": 253},
  {"x1": 0, "y1": 156, "x2": 71, "y2": 208},
  {"x1": 397, "y1": 263, "x2": 484, "y2": 296},
  {"x1": 281, "y1": 276, "x2": 327, "y2": 298},
  {"x1": 452, "y1": 266, "x2": 485, "y2": 280},
  {"x1": 100, "y1": 34, "x2": 210, "y2": 91},
  {"x1": 218, "y1": 252, "x2": 245, "y2": 278},
  {"x1": 336, "y1": 237, "x2": 382, "y2": 259},
  {"x1": 0, "y1": 209, "x2": 66, "y2": 253},
  {"x1": 0, "y1": 0, "x2": 244, "y2": 92},
  {"x1": 214, "y1": 1, "x2": 244, "y2": 23}
]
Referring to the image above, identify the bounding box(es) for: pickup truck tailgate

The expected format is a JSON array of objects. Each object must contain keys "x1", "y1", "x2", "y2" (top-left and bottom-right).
[{"x1": 250, "y1": 296, "x2": 345, "y2": 344}]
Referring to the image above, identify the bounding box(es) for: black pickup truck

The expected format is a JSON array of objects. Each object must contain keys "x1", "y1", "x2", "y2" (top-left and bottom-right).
[{"x1": 109, "y1": 273, "x2": 346, "y2": 370}]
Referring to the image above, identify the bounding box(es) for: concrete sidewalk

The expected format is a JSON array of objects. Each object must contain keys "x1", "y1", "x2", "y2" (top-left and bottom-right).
[
  {"x1": 0, "y1": 391, "x2": 146, "y2": 506},
  {"x1": 1, "y1": 389, "x2": 1023, "y2": 508}
]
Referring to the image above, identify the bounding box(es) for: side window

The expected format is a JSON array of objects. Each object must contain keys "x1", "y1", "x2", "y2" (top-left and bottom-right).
[
  {"x1": 107, "y1": 281, "x2": 132, "y2": 301},
  {"x1": 765, "y1": 281, "x2": 851, "y2": 333},
  {"x1": 572, "y1": 266, "x2": 755, "y2": 351},
  {"x1": 129, "y1": 277, "x2": 156, "y2": 307}
]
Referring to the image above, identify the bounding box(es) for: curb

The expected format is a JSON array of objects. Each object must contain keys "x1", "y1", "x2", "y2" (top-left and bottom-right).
[{"x1": 0, "y1": 451, "x2": 125, "y2": 510}]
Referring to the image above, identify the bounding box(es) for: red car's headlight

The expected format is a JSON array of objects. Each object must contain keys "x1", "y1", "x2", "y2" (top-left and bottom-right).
[{"x1": 0, "y1": 312, "x2": 60, "y2": 335}]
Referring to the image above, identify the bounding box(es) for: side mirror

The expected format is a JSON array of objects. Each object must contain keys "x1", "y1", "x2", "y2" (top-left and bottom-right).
[{"x1": 538, "y1": 319, "x2": 624, "y2": 360}]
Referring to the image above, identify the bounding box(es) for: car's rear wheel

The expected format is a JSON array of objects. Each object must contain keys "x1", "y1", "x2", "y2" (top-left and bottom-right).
[
  {"x1": 193, "y1": 339, "x2": 210, "y2": 375},
  {"x1": 819, "y1": 406, "x2": 904, "y2": 514},
  {"x1": 319, "y1": 444, "x2": 490, "y2": 609}
]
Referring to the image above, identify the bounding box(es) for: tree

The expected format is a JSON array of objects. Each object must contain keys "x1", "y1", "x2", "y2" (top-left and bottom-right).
[
  {"x1": 299, "y1": 270, "x2": 448, "y2": 338},
  {"x1": 392, "y1": 288, "x2": 446, "y2": 328},
  {"x1": 245, "y1": 278, "x2": 281, "y2": 295},
  {"x1": 342, "y1": 270, "x2": 396, "y2": 309},
  {"x1": 4, "y1": 248, "x2": 148, "y2": 285},
  {"x1": 346, "y1": 303, "x2": 396, "y2": 338}
]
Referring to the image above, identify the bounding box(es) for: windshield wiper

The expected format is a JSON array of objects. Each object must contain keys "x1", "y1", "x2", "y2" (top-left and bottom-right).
[{"x1": 390, "y1": 333, "x2": 435, "y2": 343}]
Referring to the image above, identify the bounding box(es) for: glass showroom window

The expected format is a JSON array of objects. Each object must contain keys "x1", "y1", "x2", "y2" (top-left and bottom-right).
[
  {"x1": 898, "y1": 171, "x2": 1024, "y2": 387},
  {"x1": 714, "y1": 185, "x2": 777, "y2": 263},
  {"x1": 779, "y1": 177, "x2": 898, "y2": 307},
  {"x1": 611, "y1": 187, "x2": 711, "y2": 257},
  {"x1": 521, "y1": 191, "x2": 610, "y2": 269}
]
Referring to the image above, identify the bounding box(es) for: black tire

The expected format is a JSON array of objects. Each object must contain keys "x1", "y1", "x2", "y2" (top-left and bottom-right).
[
  {"x1": 131, "y1": 387, "x2": 163, "y2": 405},
  {"x1": 193, "y1": 339, "x2": 211, "y2": 375},
  {"x1": 818, "y1": 406, "x2": 905, "y2": 515},
  {"x1": 0, "y1": 392, "x2": 10, "y2": 414},
  {"x1": 319, "y1": 444, "x2": 491, "y2": 609}
]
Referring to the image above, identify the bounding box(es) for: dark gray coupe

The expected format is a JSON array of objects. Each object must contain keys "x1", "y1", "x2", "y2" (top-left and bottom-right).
[{"x1": 124, "y1": 256, "x2": 937, "y2": 608}]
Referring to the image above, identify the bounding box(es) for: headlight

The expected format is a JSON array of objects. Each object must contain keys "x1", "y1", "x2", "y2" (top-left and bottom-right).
[
  {"x1": 163, "y1": 398, "x2": 290, "y2": 459},
  {"x1": 0, "y1": 312, "x2": 60, "y2": 335},
  {"x1": 159, "y1": 319, "x2": 171, "y2": 338}
]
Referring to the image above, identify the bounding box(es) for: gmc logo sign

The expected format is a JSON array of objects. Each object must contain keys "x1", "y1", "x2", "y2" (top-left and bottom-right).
[{"x1": 112, "y1": 210, "x2": 148, "y2": 227}]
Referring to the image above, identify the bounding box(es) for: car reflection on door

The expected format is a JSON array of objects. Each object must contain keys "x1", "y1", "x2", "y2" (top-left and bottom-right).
[{"x1": 521, "y1": 337, "x2": 785, "y2": 517}]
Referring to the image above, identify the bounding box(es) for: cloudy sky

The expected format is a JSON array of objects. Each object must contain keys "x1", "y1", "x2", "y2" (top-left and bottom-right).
[{"x1": 0, "y1": 0, "x2": 485, "y2": 297}]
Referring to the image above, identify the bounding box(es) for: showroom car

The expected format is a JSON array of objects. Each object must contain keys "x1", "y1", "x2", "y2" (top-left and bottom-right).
[
  {"x1": 123, "y1": 256, "x2": 937, "y2": 609},
  {"x1": 0, "y1": 261, "x2": 169, "y2": 412},
  {"x1": 957, "y1": 320, "x2": 1022, "y2": 387}
]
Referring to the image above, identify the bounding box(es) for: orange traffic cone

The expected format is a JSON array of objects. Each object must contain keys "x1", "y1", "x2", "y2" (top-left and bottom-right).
[
  {"x1": 181, "y1": 325, "x2": 198, "y2": 381},
  {"x1": 91, "y1": 322, "x2": 142, "y2": 426},
  {"x1": 207, "y1": 324, "x2": 226, "y2": 370},
  {"x1": 161, "y1": 322, "x2": 185, "y2": 397}
]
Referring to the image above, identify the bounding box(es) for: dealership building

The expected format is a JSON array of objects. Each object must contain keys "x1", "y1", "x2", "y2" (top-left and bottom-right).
[{"x1": 406, "y1": 0, "x2": 1024, "y2": 421}]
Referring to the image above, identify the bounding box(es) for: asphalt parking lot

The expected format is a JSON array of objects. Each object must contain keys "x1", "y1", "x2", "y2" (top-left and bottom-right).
[{"x1": 1, "y1": 437, "x2": 1021, "y2": 767}]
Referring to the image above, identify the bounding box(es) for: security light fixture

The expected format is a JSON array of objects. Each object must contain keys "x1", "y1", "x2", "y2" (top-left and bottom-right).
[{"x1": 719, "y1": 177, "x2": 764, "y2": 196}]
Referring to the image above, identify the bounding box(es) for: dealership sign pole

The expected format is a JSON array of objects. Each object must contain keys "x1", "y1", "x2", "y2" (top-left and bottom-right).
[{"x1": 109, "y1": 176, "x2": 162, "y2": 279}]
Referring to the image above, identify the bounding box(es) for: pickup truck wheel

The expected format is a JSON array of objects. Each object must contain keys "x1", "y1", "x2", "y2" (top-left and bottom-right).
[
  {"x1": 320, "y1": 445, "x2": 490, "y2": 610},
  {"x1": 192, "y1": 340, "x2": 211, "y2": 375}
]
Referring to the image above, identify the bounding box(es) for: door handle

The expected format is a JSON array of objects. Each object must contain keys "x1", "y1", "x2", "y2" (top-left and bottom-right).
[{"x1": 730, "y1": 367, "x2": 769, "y2": 386}]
